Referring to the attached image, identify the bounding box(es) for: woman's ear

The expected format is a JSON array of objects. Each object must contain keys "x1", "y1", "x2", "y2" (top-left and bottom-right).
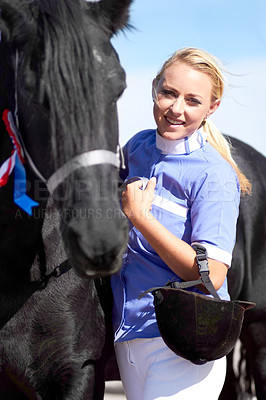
[{"x1": 207, "y1": 98, "x2": 221, "y2": 117}]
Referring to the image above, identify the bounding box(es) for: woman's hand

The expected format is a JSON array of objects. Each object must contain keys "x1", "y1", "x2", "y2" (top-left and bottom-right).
[{"x1": 122, "y1": 177, "x2": 157, "y2": 224}]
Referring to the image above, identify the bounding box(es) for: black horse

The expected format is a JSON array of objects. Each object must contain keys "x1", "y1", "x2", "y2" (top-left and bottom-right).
[
  {"x1": 0, "y1": 0, "x2": 133, "y2": 398},
  {"x1": 218, "y1": 137, "x2": 266, "y2": 400}
]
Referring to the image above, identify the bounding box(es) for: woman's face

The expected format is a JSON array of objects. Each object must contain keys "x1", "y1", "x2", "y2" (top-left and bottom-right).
[{"x1": 153, "y1": 61, "x2": 220, "y2": 140}]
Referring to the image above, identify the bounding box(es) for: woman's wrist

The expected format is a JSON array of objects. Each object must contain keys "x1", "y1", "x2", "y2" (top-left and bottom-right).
[{"x1": 127, "y1": 209, "x2": 154, "y2": 228}]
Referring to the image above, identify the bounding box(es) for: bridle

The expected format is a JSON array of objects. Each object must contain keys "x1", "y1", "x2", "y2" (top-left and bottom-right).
[
  {"x1": 15, "y1": 51, "x2": 123, "y2": 188},
  {"x1": 1, "y1": 49, "x2": 124, "y2": 214},
  {"x1": 46, "y1": 149, "x2": 120, "y2": 193}
]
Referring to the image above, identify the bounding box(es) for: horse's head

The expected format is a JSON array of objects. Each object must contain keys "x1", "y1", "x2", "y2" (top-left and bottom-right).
[{"x1": 0, "y1": 0, "x2": 132, "y2": 278}]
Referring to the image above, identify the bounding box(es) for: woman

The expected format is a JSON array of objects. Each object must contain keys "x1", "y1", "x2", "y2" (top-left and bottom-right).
[{"x1": 111, "y1": 47, "x2": 251, "y2": 400}]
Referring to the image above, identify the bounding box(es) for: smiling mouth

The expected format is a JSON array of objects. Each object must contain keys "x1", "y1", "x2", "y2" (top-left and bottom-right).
[{"x1": 165, "y1": 116, "x2": 184, "y2": 125}]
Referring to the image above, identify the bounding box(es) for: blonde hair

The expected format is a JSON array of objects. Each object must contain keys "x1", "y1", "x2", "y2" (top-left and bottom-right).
[{"x1": 153, "y1": 47, "x2": 251, "y2": 195}]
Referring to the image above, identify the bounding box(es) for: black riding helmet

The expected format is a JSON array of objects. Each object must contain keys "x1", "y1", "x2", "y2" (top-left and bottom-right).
[{"x1": 139, "y1": 243, "x2": 255, "y2": 365}]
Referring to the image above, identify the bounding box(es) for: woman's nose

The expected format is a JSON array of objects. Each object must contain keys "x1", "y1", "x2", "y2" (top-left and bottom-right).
[{"x1": 170, "y1": 98, "x2": 184, "y2": 114}]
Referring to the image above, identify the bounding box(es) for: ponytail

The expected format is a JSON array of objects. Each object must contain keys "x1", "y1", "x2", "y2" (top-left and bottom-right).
[{"x1": 202, "y1": 118, "x2": 251, "y2": 195}]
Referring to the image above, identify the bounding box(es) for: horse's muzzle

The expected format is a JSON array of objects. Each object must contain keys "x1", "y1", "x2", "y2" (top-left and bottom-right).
[{"x1": 63, "y1": 209, "x2": 128, "y2": 278}]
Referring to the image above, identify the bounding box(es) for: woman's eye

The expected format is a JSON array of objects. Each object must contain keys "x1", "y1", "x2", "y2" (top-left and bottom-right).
[
  {"x1": 161, "y1": 89, "x2": 176, "y2": 98},
  {"x1": 187, "y1": 98, "x2": 201, "y2": 105}
]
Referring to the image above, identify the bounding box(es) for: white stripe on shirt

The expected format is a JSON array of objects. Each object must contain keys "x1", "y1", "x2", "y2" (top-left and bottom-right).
[{"x1": 153, "y1": 194, "x2": 189, "y2": 218}]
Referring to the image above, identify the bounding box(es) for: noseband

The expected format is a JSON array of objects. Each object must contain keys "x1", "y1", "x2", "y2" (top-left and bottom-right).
[{"x1": 46, "y1": 149, "x2": 120, "y2": 193}]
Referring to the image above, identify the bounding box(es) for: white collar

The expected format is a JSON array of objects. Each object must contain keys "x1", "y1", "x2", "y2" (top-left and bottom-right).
[{"x1": 156, "y1": 129, "x2": 207, "y2": 155}]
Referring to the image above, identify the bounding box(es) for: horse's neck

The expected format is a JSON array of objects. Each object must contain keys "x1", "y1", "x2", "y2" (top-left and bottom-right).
[
  {"x1": 0, "y1": 117, "x2": 66, "y2": 282},
  {"x1": 0, "y1": 194, "x2": 68, "y2": 328},
  {"x1": 0, "y1": 194, "x2": 67, "y2": 278},
  {"x1": 0, "y1": 200, "x2": 44, "y2": 283},
  {"x1": 0, "y1": 118, "x2": 45, "y2": 279},
  {"x1": 31, "y1": 196, "x2": 68, "y2": 281}
]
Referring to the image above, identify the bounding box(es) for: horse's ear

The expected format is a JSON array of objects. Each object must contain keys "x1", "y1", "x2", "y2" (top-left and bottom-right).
[
  {"x1": 87, "y1": 0, "x2": 133, "y2": 35},
  {"x1": 0, "y1": 1, "x2": 37, "y2": 48},
  {"x1": 0, "y1": 2, "x2": 15, "y2": 43}
]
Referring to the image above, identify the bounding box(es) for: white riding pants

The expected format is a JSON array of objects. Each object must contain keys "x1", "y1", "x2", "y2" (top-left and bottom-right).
[{"x1": 115, "y1": 337, "x2": 226, "y2": 400}]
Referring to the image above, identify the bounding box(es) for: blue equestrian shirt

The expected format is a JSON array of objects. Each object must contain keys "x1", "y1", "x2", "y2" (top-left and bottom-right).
[{"x1": 111, "y1": 129, "x2": 240, "y2": 342}]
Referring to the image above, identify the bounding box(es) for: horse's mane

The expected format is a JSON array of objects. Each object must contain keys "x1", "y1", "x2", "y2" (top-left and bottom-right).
[{"x1": 1, "y1": 0, "x2": 103, "y2": 166}]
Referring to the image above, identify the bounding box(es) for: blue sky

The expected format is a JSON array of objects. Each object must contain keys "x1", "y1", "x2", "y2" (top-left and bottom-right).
[{"x1": 112, "y1": 0, "x2": 266, "y2": 156}]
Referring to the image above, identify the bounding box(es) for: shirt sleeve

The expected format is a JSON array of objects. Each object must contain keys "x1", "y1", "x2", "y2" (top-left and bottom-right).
[{"x1": 190, "y1": 163, "x2": 240, "y2": 266}]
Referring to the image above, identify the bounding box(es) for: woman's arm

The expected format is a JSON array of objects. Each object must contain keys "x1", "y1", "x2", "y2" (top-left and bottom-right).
[{"x1": 122, "y1": 178, "x2": 228, "y2": 291}]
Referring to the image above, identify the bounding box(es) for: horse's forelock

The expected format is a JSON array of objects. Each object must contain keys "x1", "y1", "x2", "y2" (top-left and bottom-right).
[
  {"x1": 40, "y1": 0, "x2": 100, "y2": 165},
  {"x1": 0, "y1": 1, "x2": 39, "y2": 70},
  {"x1": 15, "y1": 0, "x2": 99, "y2": 167}
]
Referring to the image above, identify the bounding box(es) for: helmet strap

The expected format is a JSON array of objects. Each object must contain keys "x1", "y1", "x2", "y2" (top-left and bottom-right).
[
  {"x1": 192, "y1": 243, "x2": 221, "y2": 300},
  {"x1": 138, "y1": 244, "x2": 222, "y2": 300}
]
